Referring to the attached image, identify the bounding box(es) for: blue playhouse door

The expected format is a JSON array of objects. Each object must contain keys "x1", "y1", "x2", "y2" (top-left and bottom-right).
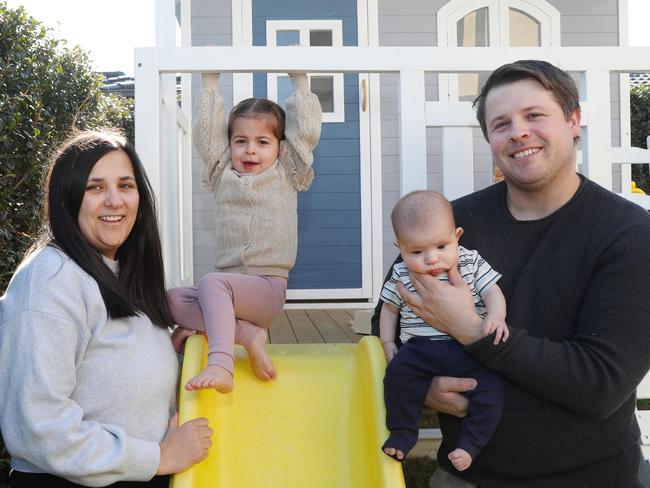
[{"x1": 249, "y1": 0, "x2": 370, "y2": 301}]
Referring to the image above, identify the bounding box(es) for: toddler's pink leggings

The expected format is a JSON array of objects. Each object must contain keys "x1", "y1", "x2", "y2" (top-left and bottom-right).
[{"x1": 167, "y1": 272, "x2": 287, "y2": 374}]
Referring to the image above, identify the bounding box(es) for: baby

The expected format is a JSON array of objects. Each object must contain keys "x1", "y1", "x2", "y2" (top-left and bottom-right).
[{"x1": 380, "y1": 190, "x2": 508, "y2": 471}]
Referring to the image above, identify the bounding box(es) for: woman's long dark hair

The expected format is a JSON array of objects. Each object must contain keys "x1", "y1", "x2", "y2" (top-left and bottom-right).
[{"x1": 43, "y1": 129, "x2": 174, "y2": 328}]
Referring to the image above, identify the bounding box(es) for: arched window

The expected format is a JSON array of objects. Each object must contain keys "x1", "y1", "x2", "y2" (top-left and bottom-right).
[{"x1": 438, "y1": 0, "x2": 560, "y2": 101}]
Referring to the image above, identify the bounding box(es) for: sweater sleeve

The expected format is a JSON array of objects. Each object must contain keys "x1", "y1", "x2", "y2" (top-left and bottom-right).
[
  {"x1": 280, "y1": 73, "x2": 322, "y2": 191},
  {"x1": 466, "y1": 223, "x2": 650, "y2": 419},
  {"x1": 192, "y1": 73, "x2": 230, "y2": 192},
  {"x1": 0, "y1": 261, "x2": 160, "y2": 486}
]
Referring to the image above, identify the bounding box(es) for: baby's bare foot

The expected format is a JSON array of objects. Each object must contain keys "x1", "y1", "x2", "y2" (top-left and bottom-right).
[
  {"x1": 383, "y1": 446, "x2": 405, "y2": 461},
  {"x1": 185, "y1": 364, "x2": 233, "y2": 393},
  {"x1": 245, "y1": 329, "x2": 277, "y2": 381},
  {"x1": 448, "y1": 448, "x2": 472, "y2": 471}
]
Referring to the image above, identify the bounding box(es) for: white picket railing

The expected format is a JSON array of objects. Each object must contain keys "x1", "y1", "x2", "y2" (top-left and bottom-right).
[{"x1": 134, "y1": 45, "x2": 650, "y2": 292}]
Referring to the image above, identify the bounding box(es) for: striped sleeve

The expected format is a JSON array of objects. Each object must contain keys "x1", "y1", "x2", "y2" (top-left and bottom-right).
[
  {"x1": 470, "y1": 249, "x2": 502, "y2": 296},
  {"x1": 380, "y1": 265, "x2": 404, "y2": 310}
]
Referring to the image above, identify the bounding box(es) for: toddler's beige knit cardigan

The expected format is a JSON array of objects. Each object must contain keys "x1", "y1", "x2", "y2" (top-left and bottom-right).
[{"x1": 192, "y1": 73, "x2": 322, "y2": 278}]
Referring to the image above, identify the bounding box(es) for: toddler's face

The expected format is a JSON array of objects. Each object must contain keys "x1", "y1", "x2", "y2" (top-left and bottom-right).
[
  {"x1": 397, "y1": 219, "x2": 463, "y2": 276},
  {"x1": 230, "y1": 115, "x2": 280, "y2": 175}
]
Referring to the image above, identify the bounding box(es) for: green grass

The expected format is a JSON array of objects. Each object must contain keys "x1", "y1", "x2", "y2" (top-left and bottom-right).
[
  {"x1": 400, "y1": 410, "x2": 440, "y2": 487},
  {"x1": 403, "y1": 457, "x2": 438, "y2": 488},
  {"x1": 418, "y1": 409, "x2": 440, "y2": 428}
]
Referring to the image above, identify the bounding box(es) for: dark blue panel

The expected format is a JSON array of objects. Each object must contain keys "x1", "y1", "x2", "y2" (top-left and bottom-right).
[
  {"x1": 299, "y1": 210, "x2": 361, "y2": 229},
  {"x1": 297, "y1": 193, "x2": 360, "y2": 211},
  {"x1": 289, "y1": 264, "x2": 362, "y2": 287},
  {"x1": 320, "y1": 124, "x2": 360, "y2": 140},
  {"x1": 295, "y1": 246, "x2": 361, "y2": 265},
  {"x1": 313, "y1": 139, "x2": 360, "y2": 157},
  {"x1": 298, "y1": 228, "x2": 361, "y2": 246},
  {"x1": 307, "y1": 174, "x2": 361, "y2": 193},
  {"x1": 254, "y1": 0, "x2": 356, "y2": 18},
  {"x1": 252, "y1": 73, "x2": 267, "y2": 98},
  {"x1": 310, "y1": 157, "x2": 360, "y2": 175},
  {"x1": 253, "y1": 0, "x2": 361, "y2": 290}
]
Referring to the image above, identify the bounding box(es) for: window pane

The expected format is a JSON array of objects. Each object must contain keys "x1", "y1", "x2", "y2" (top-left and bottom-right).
[
  {"x1": 310, "y1": 30, "x2": 333, "y2": 46},
  {"x1": 459, "y1": 72, "x2": 489, "y2": 102},
  {"x1": 277, "y1": 76, "x2": 292, "y2": 107},
  {"x1": 456, "y1": 8, "x2": 488, "y2": 101},
  {"x1": 276, "y1": 30, "x2": 300, "y2": 46},
  {"x1": 310, "y1": 76, "x2": 334, "y2": 113},
  {"x1": 456, "y1": 7, "x2": 488, "y2": 47},
  {"x1": 509, "y1": 9, "x2": 540, "y2": 47}
]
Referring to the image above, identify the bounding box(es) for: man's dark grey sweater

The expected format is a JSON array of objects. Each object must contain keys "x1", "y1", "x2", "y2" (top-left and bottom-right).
[{"x1": 373, "y1": 177, "x2": 650, "y2": 487}]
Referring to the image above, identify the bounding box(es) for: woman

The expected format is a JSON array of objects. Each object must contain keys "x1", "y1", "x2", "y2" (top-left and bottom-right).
[{"x1": 0, "y1": 130, "x2": 211, "y2": 487}]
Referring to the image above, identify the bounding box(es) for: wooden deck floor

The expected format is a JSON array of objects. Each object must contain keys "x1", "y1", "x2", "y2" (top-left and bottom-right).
[{"x1": 268, "y1": 309, "x2": 365, "y2": 344}]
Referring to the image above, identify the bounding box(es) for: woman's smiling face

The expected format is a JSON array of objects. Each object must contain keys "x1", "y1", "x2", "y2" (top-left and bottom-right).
[{"x1": 77, "y1": 149, "x2": 139, "y2": 259}]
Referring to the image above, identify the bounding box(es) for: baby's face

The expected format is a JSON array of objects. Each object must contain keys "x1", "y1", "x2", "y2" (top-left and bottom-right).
[{"x1": 397, "y1": 219, "x2": 462, "y2": 276}]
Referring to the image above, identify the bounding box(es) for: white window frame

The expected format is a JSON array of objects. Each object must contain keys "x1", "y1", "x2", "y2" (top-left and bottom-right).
[
  {"x1": 266, "y1": 19, "x2": 345, "y2": 123},
  {"x1": 437, "y1": 0, "x2": 561, "y2": 101}
]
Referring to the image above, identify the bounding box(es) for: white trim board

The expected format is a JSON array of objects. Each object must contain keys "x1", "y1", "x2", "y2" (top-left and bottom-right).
[{"x1": 153, "y1": 46, "x2": 650, "y2": 73}]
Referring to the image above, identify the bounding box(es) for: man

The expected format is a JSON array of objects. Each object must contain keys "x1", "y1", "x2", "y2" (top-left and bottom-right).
[{"x1": 372, "y1": 60, "x2": 650, "y2": 487}]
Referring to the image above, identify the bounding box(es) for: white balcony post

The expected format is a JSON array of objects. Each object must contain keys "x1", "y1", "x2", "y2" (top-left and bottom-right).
[
  {"x1": 135, "y1": 48, "x2": 161, "y2": 202},
  {"x1": 398, "y1": 70, "x2": 427, "y2": 195},
  {"x1": 442, "y1": 127, "x2": 475, "y2": 200},
  {"x1": 178, "y1": 0, "x2": 194, "y2": 285},
  {"x1": 580, "y1": 70, "x2": 612, "y2": 190},
  {"x1": 180, "y1": 0, "x2": 192, "y2": 121},
  {"x1": 232, "y1": 0, "x2": 254, "y2": 103},
  {"x1": 152, "y1": 0, "x2": 187, "y2": 287},
  {"x1": 134, "y1": 48, "x2": 174, "y2": 278}
]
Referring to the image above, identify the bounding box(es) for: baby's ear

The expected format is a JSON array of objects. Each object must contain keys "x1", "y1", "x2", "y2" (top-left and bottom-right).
[{"x1": 455, "y1": 227, "x2": 464, "y2": 240}]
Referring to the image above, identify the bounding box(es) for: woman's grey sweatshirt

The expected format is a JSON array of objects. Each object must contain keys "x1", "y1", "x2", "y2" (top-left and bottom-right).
[{"x1": 0, "y1": 245, "x2": 179, "y2": 487}]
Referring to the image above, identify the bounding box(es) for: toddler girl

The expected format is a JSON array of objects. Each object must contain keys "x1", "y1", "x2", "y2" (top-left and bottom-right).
[{"x1": 168, "y1": 72, "x2": 322, "y2": 393}]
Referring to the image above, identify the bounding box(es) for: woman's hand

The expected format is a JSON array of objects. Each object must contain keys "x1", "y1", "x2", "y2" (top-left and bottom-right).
[
  {"x1": 171, "y1": 327, "x2": 198, "y2": 354},
  {"x1": 423, "y1": 376, "x2": 477, "y2": 418},
  {"x1": 157, "y1": 413, "x2": 213, "y2": 475}
]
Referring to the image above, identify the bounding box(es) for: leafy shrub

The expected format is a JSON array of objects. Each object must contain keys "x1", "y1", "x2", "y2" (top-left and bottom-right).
[{"x1": 631, "y1": 84, "x2": 650, "y2": 192}]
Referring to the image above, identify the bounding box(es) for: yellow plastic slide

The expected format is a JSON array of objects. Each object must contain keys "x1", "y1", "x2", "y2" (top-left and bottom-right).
[{"x1": 172, "y1": 335, "x2": 405, "y2": 488}]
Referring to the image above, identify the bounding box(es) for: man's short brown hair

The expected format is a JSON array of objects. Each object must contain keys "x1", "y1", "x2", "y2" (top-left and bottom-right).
[{"x1": 473, "y1": 60, "x2": 580, "y2": 141}]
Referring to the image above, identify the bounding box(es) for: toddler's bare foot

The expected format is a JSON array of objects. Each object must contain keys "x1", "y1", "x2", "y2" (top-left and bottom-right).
[
  {"x1": 448, "y1": 448, "x2": 472, "y2": 471},
  {"x1": 245, "y1": 329, "x2": 277, "y2": 381},
  {"x1": 185, "y1": 364, "x2": 233, "y2": 393},
  {"x1": 383, "y1": 446, "x2": 405, "y2": 461}
]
